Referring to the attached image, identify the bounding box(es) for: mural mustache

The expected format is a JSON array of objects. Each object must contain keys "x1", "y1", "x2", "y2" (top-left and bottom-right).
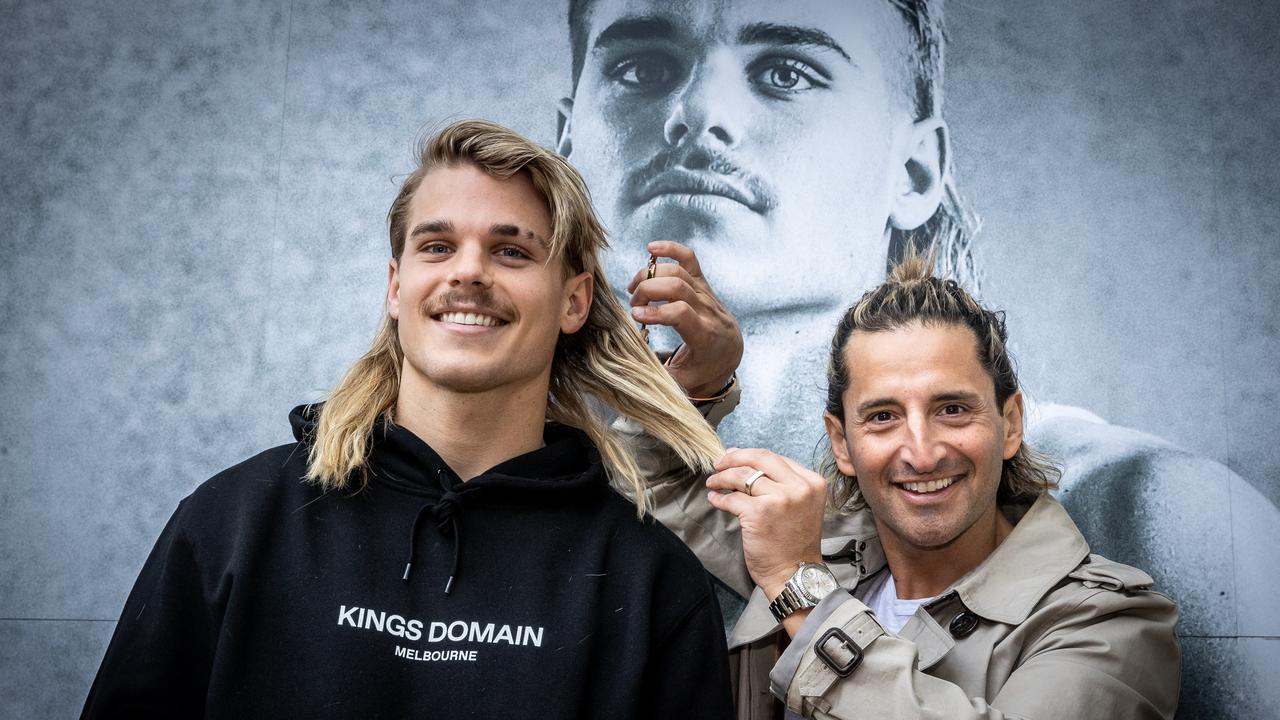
[{"x1": 625, "y1": 146, "x2": 779, "y2": 215}]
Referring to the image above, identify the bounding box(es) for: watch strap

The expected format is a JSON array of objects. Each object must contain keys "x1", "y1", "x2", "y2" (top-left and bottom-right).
[{"x1": 768, "y1": 563, "x2": 836, "y2": 622}]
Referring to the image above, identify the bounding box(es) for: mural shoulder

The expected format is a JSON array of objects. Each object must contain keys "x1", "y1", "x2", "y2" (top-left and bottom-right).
[{"x1": 1028, "y1": 411, "x2": 1232, "y2": 491}]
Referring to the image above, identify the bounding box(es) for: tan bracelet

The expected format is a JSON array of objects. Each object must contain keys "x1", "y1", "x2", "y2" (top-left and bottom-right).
[
  {"x1": 661, "y1": 344, "x2": 736, "y2": 403},
  {"x1": 684, "y1": 374, "x2": 736, "y2": 404}
]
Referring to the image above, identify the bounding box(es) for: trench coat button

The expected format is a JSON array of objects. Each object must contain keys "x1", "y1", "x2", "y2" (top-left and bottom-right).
[{"x1": 949, "y1": 611, "x2": 979, "y2": 639}]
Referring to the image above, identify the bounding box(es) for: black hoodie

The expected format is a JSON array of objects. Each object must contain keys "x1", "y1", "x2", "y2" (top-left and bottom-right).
[{"x1": 82, "y1": 406, "x2": 733, "y2": 719}]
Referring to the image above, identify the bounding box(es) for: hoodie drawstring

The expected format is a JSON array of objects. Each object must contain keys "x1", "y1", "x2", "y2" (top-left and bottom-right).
[{"x1": 402, "y1": 486, "x2": 464, "y2": 594}]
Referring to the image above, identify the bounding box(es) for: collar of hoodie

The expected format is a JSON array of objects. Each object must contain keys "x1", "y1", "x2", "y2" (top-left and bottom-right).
[{"x1": 289, "y1": 404, "x2": 605, "y2": 594}]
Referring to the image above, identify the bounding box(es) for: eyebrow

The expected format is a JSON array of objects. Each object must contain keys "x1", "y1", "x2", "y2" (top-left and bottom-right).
[
  {"x1": 737, "y1": 22, "x2": 852, "y2": 63},
  {"x1": 490, "y1": 223, "x2": 549, "y2": 247},
  {"x1": 854, "y1": 391, "x2": 984, "y2": 416},
  {"x1": 410, "y1": 219, "x2": 454, "y2": 237},
  {"x1": 592, "y1": 16, "x2": 679, "y2": 48},
  {"x1": 409, "y1": 220, "x2": 547, "y2": 247}
]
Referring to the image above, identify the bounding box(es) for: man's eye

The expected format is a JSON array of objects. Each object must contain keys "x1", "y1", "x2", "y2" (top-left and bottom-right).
[
  {"x1": 942, "y1": 404, "x2": 966, "y2": 416},
  {"x1": 870, "y1": 411, "x2": 894, "y2": 424},
  {"x1": 422, "y1": 242, "x2": 451, "y2": 254},
  {"x1": 606, "y1": 53, "x2": 680, "y2": 91},
  {"x1": 496, "y1": 246, "x2": 530, "y2": 260},
  {"x1": 749, "y1": 58, "x2": 827, "y2": 94}
]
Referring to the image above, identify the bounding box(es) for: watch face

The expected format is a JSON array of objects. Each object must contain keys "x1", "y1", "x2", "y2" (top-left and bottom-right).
[{"x1": 799, "y1": 564, "x2": 839, "y2": 600}]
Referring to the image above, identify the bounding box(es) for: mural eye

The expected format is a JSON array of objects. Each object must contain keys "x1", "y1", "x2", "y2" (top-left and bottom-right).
[
  {"x1": 608, "y1": 53, "x2": 679, "y2": 91},
  {"x1": 750, "y1": 58, "x2": 827, "y2": 95}
]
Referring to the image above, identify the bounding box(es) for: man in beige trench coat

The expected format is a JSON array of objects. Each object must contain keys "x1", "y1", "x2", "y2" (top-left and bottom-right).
[{"x1": 623, "y1": 255, "x2": 1180, "y2": 719}]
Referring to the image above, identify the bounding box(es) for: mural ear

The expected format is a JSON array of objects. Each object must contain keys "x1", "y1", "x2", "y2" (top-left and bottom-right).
[
  {"x1": 556, "y1": 97, "x2": 574, "y2": 156},
  {"x1": 889, "y1": 118, "x2": 948, "y2": 231}
]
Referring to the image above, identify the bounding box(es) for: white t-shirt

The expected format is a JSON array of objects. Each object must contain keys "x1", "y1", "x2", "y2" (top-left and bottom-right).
[{"x1": 861, "y1": 569, "x2": 934, "y2": 634}]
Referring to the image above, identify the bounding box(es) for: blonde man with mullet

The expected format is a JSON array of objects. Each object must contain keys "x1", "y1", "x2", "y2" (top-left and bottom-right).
[
  {"x1": 312, "y1": 119, "x2": 722, "y2": 511},
  {"x1": 82, "y1": 120, "x2": 734, "y2": 720}
]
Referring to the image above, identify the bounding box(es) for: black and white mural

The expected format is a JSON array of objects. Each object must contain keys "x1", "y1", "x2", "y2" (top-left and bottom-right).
[{"x1": 2, "y1": 1, "x2": 1277, "y2": 717}]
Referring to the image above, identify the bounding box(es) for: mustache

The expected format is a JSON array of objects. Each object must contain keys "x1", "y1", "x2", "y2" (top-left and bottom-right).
[
  {"x1": 419, "y1": 288, "x2": 516, "y2": 321},
  {"x1": 625, "y1": 147, "x2": 778, "y2": 214},
  {"x1": 890, "y1": 459, "x2": 972, "y2": 485}
]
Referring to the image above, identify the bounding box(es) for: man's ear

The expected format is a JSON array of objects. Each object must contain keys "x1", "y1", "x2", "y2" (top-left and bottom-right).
[
  {"x1": 889, "y1": 117, "x2": 948, "y2": 231},
  {"x1": 560, "y1": 271, "x2": 593, "y2": 334},
  {"x1": 823, "y1": 411, "x2": 858, "y2": 477},
  {"x1": 387, "y1": 258, "x2": 401, "y2": 320},
  {"x1": 1001, "y1": 391, "x2": 1025, "y2": 461},
  {"x1": 556, "y1": 97, "x2": 574, "y2": 157}
]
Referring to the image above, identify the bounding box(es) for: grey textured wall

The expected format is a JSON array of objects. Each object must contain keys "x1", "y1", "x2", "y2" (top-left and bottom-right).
[{"x1": 1, "y1": 1, "x2": 1277, "y2": 718}]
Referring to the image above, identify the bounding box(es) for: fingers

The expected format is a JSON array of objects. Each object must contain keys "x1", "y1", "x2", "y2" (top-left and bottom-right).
[
  {"x1": 626, "y1": 241, "x2": 709, "y2": 292},
  {"x1": 710, "y1": 448, "x2": 826, "y2": 497},
  {"x1": 706, "y1": 466, "x2": 779, "y2": 496},
  {"x1": 715, "y1": 448, "x2": 802, "y2": 481},
  {"x1": 775, "y1": 453, "x2": 813, "y2": 480},
  {"x1": 631, "y1": 300, "x2": 699, "y2": 329},
  {"x1": 629, "y1": 275, "x2": 700, "y2": 308},
  {"x1": 647, "y1": 240, "x2": 704, "y2": 279},
  {"x1": 706, "y1": 487, "x2": 752, "y2": 517}
]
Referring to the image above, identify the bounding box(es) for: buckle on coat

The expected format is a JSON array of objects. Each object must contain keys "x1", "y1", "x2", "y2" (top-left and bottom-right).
[{"x1": 815, "y1": 627, "x2": 863, "y2": 678}]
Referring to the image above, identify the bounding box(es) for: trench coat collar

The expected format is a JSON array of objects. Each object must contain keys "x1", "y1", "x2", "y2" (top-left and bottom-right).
[
  {"x1": 728, "y1": 494, "x2": 1088, "y2": 647},
  {"x1": 816, "y1": 494, "x2": 1091, "y2": 626},
  {"x1": 945, "y1": 494, "x2": 1090, "y2": 624}
]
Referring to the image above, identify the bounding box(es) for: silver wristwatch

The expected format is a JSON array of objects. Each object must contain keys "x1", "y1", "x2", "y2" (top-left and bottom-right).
[{"x1": 768, "y1": 562, "x2": 839, "y2": 622}]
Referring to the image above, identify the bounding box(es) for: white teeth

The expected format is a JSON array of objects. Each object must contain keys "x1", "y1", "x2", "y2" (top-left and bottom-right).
[
  {"x1": 438, "y1": 311, "x2": 501, "y2": 327},
  {"x1": 901, "y1": 477, "x2": 957, "y2": 494}
]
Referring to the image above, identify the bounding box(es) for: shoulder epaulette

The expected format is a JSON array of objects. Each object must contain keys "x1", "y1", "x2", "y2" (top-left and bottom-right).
[{"x1": 1067, "y1": 554, "x2": 1155, "y2": 592}]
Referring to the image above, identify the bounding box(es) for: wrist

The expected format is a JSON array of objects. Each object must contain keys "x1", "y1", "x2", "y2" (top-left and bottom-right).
[
  {"x1": 765, "y1": 559, "x2": 836, "y2": 626},
  {"x1": 759, "y1": 556, "x2": 825, "y2": 599},
  {"x1": 661, "y1": 345, "x2": 735, "y2": 400},
  {"x1": 780, "y1": 608, "x2": 813, "y2": 639},
  {"x1": 684, "y1": 373, "x2": 735, "y2": 401}
]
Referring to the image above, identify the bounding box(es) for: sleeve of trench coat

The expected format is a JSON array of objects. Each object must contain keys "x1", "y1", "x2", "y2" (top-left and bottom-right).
[
  {"x1": 772, "y1": 588, "x2": 1180, "y2": 720},
  {"x1": 613, "y1": 381, "x2": 754, "y2": 599}
]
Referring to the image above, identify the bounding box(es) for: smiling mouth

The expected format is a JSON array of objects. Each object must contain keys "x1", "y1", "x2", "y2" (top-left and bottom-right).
[
  {"x1": 433, "y1": 311, "x2": 507, "y2": 328},
  {"x1": 897, "y1": 475, "x2": 961, "y2": 494}
]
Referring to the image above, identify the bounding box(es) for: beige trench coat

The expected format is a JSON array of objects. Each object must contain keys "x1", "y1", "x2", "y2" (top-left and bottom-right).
[{"x1": 625, "y1": 387, "x2": 1181, "y2": 720}]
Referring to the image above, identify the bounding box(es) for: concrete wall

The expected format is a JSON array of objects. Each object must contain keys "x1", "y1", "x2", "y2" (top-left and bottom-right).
[{"x1": 2, "y1": 1, "x2": 1277, "y2": 717}]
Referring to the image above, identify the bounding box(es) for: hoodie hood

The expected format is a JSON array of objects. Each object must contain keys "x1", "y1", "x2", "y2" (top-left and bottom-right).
[
  {"x1": 288, "y1": 404, "x2": 607, "y2": 593},
  {"x1": 289, "y1": 403, "x2": 603, "y2": 492}
]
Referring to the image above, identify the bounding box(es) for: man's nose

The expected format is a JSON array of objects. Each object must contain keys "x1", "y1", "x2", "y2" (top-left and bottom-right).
[
  {"x1": 447, "y1": 244, "x2": 493, "y2": 287},
  {"x1": 899, "y1": 418, "x2": 946, "y2": 474},
  {"x1": 663, "y1": 51, "x2": 746, "y2": 152}
]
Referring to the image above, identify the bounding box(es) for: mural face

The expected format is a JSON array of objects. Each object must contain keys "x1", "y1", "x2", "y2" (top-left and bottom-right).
[
  {"x1": 563, "y1": 0, "x2": 907, "y2": 321},
  {"x1": 561, "y1": 0, "x2": 957, "y2": 461}
]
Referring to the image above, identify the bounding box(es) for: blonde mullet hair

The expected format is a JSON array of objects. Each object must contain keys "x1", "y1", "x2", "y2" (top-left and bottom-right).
[{"x1": 306, "y1": 119, "x2": 722, "y2": 514}]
